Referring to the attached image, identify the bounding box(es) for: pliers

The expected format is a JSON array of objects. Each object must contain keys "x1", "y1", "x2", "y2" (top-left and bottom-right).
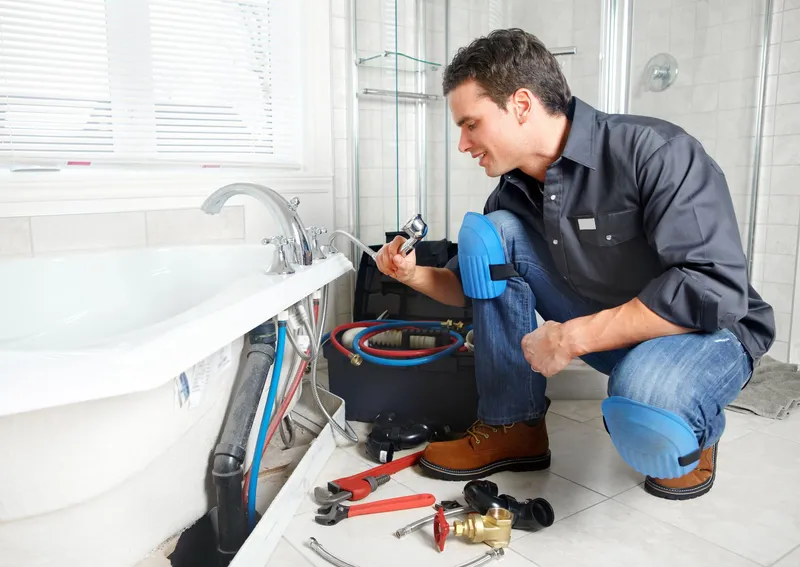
[
  {"x1": 315, "y1": 493, "x2": 436, "y2": 526},
  {"x1": 313, "y1": 450, "x2": 424, "y2": 506}
]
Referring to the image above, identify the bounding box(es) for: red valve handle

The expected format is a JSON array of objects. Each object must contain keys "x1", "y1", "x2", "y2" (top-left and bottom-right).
[{"x1": 433, "y1": 507, "x2": 450, "y2": 552}]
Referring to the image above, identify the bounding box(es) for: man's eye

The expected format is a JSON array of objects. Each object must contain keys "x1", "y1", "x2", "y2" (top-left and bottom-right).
[{"x1": 467, "y1": 122, "x2": 476, "y2": 131}]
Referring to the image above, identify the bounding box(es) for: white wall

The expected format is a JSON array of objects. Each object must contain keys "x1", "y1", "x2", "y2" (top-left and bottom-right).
[
  {"x1": 0, "y1": 0, "x2": 337, "y2": 286},
  {"x1": 629, "y1": 0, "x2": 800, "y2": 363}
]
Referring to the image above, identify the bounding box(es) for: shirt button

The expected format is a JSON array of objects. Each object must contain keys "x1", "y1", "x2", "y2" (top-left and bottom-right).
[
  {"x1": 552, "y1": 239, "x2": 558, "y2": 245},
  {"x1": 550, "y1": 195, "x2": 556, "y2": 200},
  {"x1": 605, "y1": 235, "x2": 612, "y2": 241}
]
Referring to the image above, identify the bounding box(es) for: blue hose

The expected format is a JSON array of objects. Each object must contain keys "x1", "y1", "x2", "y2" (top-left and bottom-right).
[
  {"x1": 351, "y1": 321, "x2": 464, "y2": 366},
  {"x1": 248, "y1": 320, "x2": 286, "y2": 529}
]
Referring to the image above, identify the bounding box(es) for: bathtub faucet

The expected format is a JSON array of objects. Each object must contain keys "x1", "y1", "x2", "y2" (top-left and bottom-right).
[{"x1": 201, "y1": 183, "x2": 313, "y2": 269}]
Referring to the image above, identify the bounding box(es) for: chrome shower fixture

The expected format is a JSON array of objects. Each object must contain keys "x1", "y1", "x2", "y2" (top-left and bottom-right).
[{"x1": 642, "y1": 53, "x2": 679, "y2": 92}]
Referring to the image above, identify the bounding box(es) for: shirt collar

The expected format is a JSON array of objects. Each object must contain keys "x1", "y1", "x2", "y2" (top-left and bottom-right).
[{"x1": 559, "y1": 96, "x2": 598, "y2": 170}]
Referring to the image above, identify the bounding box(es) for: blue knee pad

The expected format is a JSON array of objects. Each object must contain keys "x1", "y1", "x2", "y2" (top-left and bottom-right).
[
  {"x1": 458, "y1": 212, "x2": 519, "y2": 299},
  {"x1": 601, "y1": 396, "x2": 702, "y2": 479}
]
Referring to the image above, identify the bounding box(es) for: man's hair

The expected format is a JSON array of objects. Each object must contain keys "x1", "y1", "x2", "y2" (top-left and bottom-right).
[{"x1": 442, "y1": 28, "x2": 571, "y2": 116}]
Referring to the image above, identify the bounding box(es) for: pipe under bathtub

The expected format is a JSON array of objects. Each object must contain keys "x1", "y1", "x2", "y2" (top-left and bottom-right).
[{"x1": 211, "y1": 321, "x2": 277, "y2": 566}]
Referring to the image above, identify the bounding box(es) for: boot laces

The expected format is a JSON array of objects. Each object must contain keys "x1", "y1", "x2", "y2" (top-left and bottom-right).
[{"x1": 466, "y1": 421, "x2": 513, "y2": 444}]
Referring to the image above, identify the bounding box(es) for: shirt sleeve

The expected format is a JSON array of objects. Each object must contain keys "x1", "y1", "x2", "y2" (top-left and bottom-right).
[{"x1": 636, "y1": 134, "x2": 750, "y2": 332}]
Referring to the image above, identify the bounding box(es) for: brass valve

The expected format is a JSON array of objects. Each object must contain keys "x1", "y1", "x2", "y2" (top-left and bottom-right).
[{"x1": 433, "y1": 507, "x2": 512, "y2": 552}]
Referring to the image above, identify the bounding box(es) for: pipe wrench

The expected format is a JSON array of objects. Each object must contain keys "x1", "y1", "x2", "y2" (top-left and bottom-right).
[{"x1": 313, "y1": 450, "x2": 423, "y2": 506}]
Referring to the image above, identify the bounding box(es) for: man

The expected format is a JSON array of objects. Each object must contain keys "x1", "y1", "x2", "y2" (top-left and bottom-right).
[{"x1": 374, "y1": 29, "x2": 775, "y2": 500}]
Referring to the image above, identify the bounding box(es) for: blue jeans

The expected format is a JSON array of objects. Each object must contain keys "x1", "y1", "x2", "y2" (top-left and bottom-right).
[{"x1": 472, "y1": 210, "x2": 754, "y2": 450}]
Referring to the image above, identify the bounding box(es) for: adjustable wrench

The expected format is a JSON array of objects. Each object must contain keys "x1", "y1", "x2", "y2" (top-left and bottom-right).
[
  {"x1": 315, "y1": 493, "x2": 436, "y2": 526},
  {"x1": 313, "y1": 450, "x2": 424, "y2": 506}
]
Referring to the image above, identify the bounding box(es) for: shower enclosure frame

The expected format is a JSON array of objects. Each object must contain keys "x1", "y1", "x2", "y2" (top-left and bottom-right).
[{"x1": 345, "y1": 0, "x2": 773, "y2": 268}]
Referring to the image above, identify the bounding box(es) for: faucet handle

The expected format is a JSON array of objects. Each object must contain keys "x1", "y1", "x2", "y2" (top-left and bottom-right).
[
  {"x1": 262, "y1": 235, "x2": 287, "y2": 246},
  {"x1": 288, "y1": 197, "x2": 300, "y2": 212},
  {"x1": 262, "y1": 235, "x2": 296, "y2": 274},
  {"x1": 306, "y1": 226, "x2": 328, "y2": 261}
]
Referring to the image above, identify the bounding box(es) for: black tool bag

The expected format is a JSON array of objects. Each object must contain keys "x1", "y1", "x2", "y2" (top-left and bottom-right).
[{"x1": 324, "y1": 234, "x2": 479, "y2": 433}]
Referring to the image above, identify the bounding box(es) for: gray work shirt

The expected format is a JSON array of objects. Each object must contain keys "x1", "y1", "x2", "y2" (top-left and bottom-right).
[{"x1": 448, "y1": 96, "x2": 775, "y2": 362}]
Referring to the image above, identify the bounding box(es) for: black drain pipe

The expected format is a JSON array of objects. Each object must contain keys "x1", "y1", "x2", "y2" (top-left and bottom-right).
[{"x1": 211, "y1": 321, "x2": 276, "y2": 566}]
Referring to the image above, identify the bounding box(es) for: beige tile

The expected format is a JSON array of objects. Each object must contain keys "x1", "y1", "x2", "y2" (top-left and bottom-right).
[
  {"x1": 720, "y1": 408, "x2": 778, "y2": 444},
  {"x1": 549, "y1": 400, "x2": 604, "y2": 423},
  {"x1": 511, "y1": 500, "x2": 759, "y2": 567},
  {"x1": 265, "y1": 538, "x2": 315, "y2": 567},
  {"x1": 774, "y1": 545, "x2": 800, "y2": 567},
  {"x1": 145, "y1": 206, "x2": 244, "y2": 246},
  {"x1": 761, "y1": 408, "x2": 800, "y2": 443},
  {"x1": 615, "y1": 432, "x2": 800, "y2": 565},
  {"x1": 0, "y1": 217, "x2": 32, "y2": 257},
  {"x1": 548, "y1": 421, "x2": 645, "y2": 497},
  {"x1": 31, "y1": 212, "x2": 146, "y2": 254}
]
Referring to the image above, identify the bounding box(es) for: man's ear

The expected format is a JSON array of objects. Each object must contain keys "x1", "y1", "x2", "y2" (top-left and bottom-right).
[{"x1": 511, "y1": 88, "x2": 535, "y2": 124}]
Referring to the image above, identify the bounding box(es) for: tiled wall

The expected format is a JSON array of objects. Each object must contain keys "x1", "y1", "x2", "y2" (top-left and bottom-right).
[
  {"x1": 0, "y1": 207, "x2": 245, "y2": 258},
  {"x1": 629, "y1": 0, "x2": 799, "y2": 362}
]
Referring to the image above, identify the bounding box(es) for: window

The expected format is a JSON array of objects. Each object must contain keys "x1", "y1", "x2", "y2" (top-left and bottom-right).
[{"x1": 0, "y1": 0, "x2": 302, "y2": 169}]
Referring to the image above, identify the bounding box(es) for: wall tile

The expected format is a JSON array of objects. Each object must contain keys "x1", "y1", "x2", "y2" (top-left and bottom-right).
[
  {"x1": 768, "y1": 196, "x2": 800, "y2": 225},
  {"x1": 770, "y1": 340, "x2": 790, "y2": 361},
  {"x1": 772, "y1": 134, "x2": 800, "y2": 164},
  {"x1": 31, "y1": 212, "x2": 146, "y2": 255},
  {"x1": 762, "y1": 282, "x2": 795, "y2": 313},
  {"x1": 783, "y1": 9, "x2": 800, "y2": 42},
  {"x1": 763, "y1": 252, "x2": 798, "y2": 283},
  {"x1": 777, "y1": 71, "x2": 800, "y2": 104},
  {"x1": 145, "y1": 207, "x2": 244, "y2": 247},
  {"x1": 0, "y1": 217, "x2": 32, "y2": 257},
  {"x1": 780, "y1": 40, "x2": 800, "y2": 73},
  {"x1": 771, "y1": 165, "x2": 800, "y2": 194},
  {"x1": 774, "y1": 103, "x2": 800, "y2": 134}
]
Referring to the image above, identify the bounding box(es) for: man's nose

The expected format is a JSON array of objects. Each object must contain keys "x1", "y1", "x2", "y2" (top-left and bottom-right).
[{"x1": 458, "y1": 130, "x2": 471, "y2": 153}]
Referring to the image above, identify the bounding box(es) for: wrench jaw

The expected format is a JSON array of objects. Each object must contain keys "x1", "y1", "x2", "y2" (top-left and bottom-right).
[
  {"x1": 313, "y1": 487, "x2": 353, "y2": 506},
  {"x1": 314, "y1": 504, "x2": 348, "y2": 526}
]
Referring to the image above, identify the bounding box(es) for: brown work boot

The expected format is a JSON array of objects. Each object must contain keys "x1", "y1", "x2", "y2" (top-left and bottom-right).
[
  {"x1": 644, "y1": 443, "x2": 718, "y2": 500},
  {"x1": 418, "y1": 417, "x2": 550, "y2": 481}
]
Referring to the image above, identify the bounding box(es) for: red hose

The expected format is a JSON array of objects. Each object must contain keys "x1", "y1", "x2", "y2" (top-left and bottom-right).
[{"x1": 356, "y1": 327, "x2": 457, "y2": 357}]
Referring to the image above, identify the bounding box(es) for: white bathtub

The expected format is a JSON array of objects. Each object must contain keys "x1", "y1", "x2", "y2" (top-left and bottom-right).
[{"x1": 0, "y1": 243, "x2": 351, "y2": 567}]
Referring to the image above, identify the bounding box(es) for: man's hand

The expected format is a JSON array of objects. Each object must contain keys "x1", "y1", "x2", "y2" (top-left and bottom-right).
[
  {"x1": 375, "y1": 235, "x2": 417, "y2": 284},
  {"x1": 521, "y1": 321, "x2": 577, "y2": 377},
  {"x1": 521, "y1": 298, "x2": 696, "y2": 378}
]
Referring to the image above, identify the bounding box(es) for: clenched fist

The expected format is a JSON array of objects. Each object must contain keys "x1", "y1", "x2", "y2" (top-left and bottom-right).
[
  {"x1": 375, "y1": 235, "x2": 417, "y2": 284},
  {"x1": 521, "y1": 320, "x2": 576, "y2": 377}
]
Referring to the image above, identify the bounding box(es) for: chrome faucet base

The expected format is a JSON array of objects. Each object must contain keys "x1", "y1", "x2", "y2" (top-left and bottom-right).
[{"x1": 201, "y1": 183, "x2": 314, "y2": 269}]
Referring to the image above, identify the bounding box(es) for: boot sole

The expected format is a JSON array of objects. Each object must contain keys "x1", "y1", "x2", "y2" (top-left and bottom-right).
[
  {"x1": 418, "y1": 451, "x2": 551, "y2": 481},
  {"x1": 643, "y1": 443, "x2": 718, "y2": 501}
]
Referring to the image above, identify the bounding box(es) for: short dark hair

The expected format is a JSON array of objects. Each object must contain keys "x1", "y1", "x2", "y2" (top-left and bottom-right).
[{"x1": 442, "y1": 28, "x2": 571, "y2": 116}]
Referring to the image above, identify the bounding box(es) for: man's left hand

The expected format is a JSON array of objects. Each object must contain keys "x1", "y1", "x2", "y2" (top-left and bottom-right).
[{"x1": 521, "y1": 321, "x2": 576, "y2": 377}]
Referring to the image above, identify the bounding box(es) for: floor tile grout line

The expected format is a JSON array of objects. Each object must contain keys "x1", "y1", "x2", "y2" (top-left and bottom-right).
[
  {"x1": 282, "y1": 535, "x2": 321, "y2": 567},
  {"x1": 768, "y1": 542, "x2": 800, "y2": 567},
  {"x1": 758, "y1": 428, "x2": 800, "y2": 445},
  {"x1": 610, "y1": 498, "x2": 766, "y2": 566}
]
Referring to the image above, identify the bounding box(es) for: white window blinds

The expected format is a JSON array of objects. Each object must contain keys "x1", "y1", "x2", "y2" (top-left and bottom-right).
[{"x1": 0, "y1": 0, "x2": 302, "y2": 168}]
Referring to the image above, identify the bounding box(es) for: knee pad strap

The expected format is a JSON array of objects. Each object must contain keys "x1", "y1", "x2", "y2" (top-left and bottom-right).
[
  {"x1": 458, "y1": 212, "x2": 518, "y2": 299},
  {"x1": 601, "y1": 396, "x2": 702, "y2": 479}
]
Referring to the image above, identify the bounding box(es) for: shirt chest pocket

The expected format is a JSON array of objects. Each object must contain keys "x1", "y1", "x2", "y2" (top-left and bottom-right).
[{"x1": 570, "y1": 207, "x2": 643, "y2": 247}]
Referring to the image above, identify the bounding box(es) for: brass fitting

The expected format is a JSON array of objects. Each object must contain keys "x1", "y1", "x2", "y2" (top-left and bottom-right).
[
  {"x1": 451, "y1": 508, "x2": 512, "y2": 549},
  {"x1": 349, "y1": 353, "x2": 363, "y2": 366}
]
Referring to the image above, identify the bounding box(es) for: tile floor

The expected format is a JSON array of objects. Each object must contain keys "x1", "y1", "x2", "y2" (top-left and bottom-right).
[{"x1": 269, "y1": 400, "x2": 800, "y2": 567}]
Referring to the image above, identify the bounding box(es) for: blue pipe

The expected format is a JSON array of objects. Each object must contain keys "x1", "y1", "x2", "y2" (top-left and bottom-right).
[
  {"x1": 351, "y1": 321, "x2": 464, "y2": 366},
  {"x1": 247, "y1": 320, "x2": 287, "y2": 528}
]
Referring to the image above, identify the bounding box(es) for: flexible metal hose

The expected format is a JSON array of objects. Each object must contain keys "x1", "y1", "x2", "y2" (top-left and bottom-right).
[
  {"x1": 327, "y1": 229, "x2": 377, "y2": 261},
  {"x1": 308, "y1": 538, "x2": 360, "y2": 567}
]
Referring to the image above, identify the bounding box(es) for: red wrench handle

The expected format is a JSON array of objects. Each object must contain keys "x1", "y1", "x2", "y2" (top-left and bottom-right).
[
  {"x1": 348, "y1": 494, "x2": 436, "y2": 518},
  {"x1": 333, "y1": 450, "x2": 424, "y2": 499}
]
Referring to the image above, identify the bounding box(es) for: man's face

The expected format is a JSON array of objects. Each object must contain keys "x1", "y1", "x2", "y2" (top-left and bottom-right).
[{"x1": 448, "y1": 79, "x2": 525, "y2": 178}]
